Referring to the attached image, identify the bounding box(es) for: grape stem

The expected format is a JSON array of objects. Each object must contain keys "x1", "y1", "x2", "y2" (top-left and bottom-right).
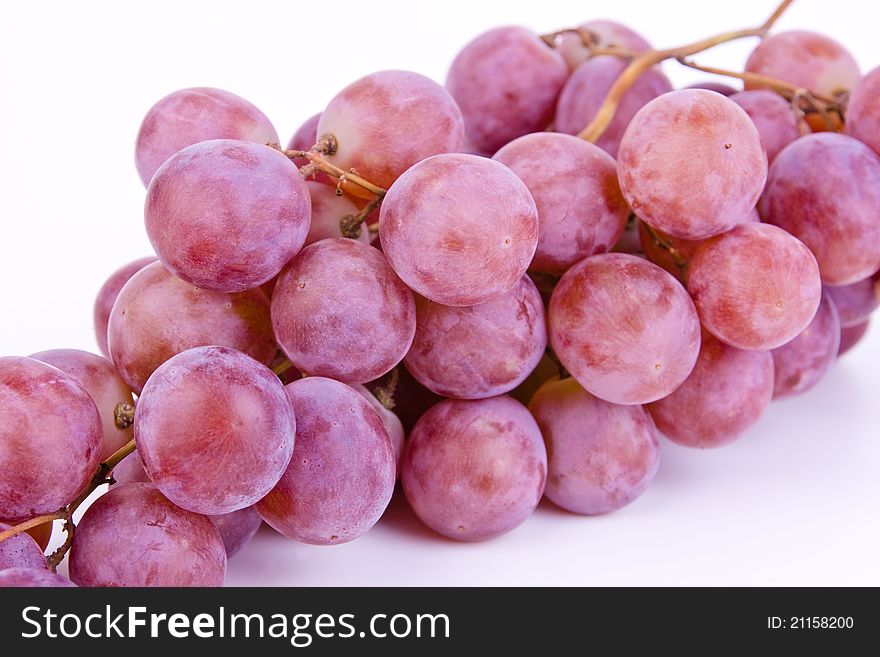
[
  {"x1": 0, "y1": 438, "x2": 138, "y2": 570},
  {"x1": 577, "y1": 0, "x2": 797, "y2": 142},
  {"x1": 641, "y1": 222, "x2": 690, "y2": 278},
  {"x1": 372, "y1": 367, "x2": 399, "y2": 410},
  {"x1": 540, "y1": 27, "x2": 637, "y2": 58}
]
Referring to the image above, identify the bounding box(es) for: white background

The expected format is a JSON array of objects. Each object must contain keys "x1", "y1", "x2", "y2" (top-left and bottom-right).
[{"x1": 2, "y1": 0, "x2": 879, "y2": 586}]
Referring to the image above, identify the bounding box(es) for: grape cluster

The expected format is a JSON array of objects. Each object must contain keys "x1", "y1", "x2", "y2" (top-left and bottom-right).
[{"x1": 2, "y1": 6, "x2": 879, "y2": 588}]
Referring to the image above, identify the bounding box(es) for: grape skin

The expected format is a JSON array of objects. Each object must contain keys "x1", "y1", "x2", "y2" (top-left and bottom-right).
[
  {"x1": 648, "y1": 333, "x2": 774, "y2": 448},
  {"x1": 69, "y1": 483, "x2": 226, "y2": 587},
  {"x1": 145, "y1": 139, "x2": 311, "y2": 293},
  {"x1": 493, "y1": 133, "x2": 629, "y2": 274},
  {"x1": 272, "y1": 238, "x2": 416, "y2": 384},
  {"x1": 318, "y1": 70, "x2": 464, "y2": 194},
  {"x1": 352, "y1": 384, "x2": 405, "y2": 472},
  {"x1": 446, "y1": 26, "x2": 568, "y2": 153},
  {"x1": 401, "y1": 396, "x2": 546, "y2": 542},
  {"x1": 745, "y1": 31, "x2": 860, "y2": 98},
  {"x1": 304, "y1": 181, "x2": 370, "y2": 245},
  {"x1": 210, "y1": 506, "x2": 263, "y2": 558},
  {"x1": 405, "y1": 276, "x2": 547, "y2": 399},
  {"x1": 761, "y1": 133, "x2": 880, "y2": 286},
  {"x1": 0, "y1": 568, "x2": 75, "y2": 588},
  {"x1": 529, "y1": 377, "x2": 659, "y2": 515},
  {"x1": 93, "y1": 256, "x2": 156, "y2": 357},
  {"x1": 379, "y1": 153, "x2": 538, "y2": 306},
  {"x1": 556, "y1": 20, "x2": 651, "y2": 71},
  {"x1": 135, "y1": 87, "x2": 278, "y2": 187},
  {"x1": 772, "y1": 291, "x2": 841, "y2": 399},
  {"x1": 30, "y1": 349, "x2": 134, "y2": 461},
  {"x1": 257, "y1": 377, "x2": 395, "y2": 546},
  {"x1": 825, "y1": 272, "x2": 880, "y2": 327},
  {"x1": 108, "y1": 261, "x2": 276, "y2": 393},
  {"x1": 135, "y1": 346, "x2": 295, "y2": 515},
  {"x1": 0, "y1": 522, "x2": 48, "y2": 571},
  {"x1": 839, "y1": 320, "x2": 871, "y2": 357},
  {"x1": 112, "y1": 449, "x2": 151, "y2": 485},
  {"x1": 685, "y1": 81, "x2": 738, "y2": 96},
  {"x1": 548, "y1": 253, "x2": 701, "y2": 405},
  {"x1": 617, "y1": 89, "x2": 767, "y2": 240},
  {"x1": 0, "y1": 357, "x2": 102, "y2": 522},
  {"x1": 846, "y1": 67, "x2": 880, "y2": 157},
  {"x1": 688, "y1": 223, "x2": 822, "y2": 351},
  {"x1": 730, "y1": 90, "x2": 801, "y2": 163},
  {"x1": 555, "y1": 56, "x2": 672, "y2": 158}
]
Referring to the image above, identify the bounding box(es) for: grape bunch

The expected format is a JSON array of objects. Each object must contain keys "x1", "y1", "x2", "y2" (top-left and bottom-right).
[{"x1": 2, "y1": 1, "x2": 879, "y2": 587}]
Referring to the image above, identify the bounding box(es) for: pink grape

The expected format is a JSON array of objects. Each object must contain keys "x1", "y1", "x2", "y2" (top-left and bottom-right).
[
  {"x1": 257, "y1": 377, "x2": 395, "y2": 545},
  {"x1": 210, "y1": 506, "x2": 262, "y2": 558},
  {"x1": 135, "y1": 346, "x2": 295, "y2": 515},
  {"x1": 617, "y1": 89, "x2": 767, "y2": 240},
  {"x1": 0, "y1": 568, "x2": 74, "y2": 588},
  {"x1": 287, "y1": 112, "x2": 321, "y2": 156},
  {"x1": 745, "y1": 31, "x2": 860, "y2": 98},
  {"x1": 548, "y1": 253, "x2": 701, "y2": 405},
  {"x1": 304, "y1": 181, "x2": 370, "y2": 245},
  {"x1": 353, "y1": 384, "x2": 405, "y2": 471},
  {"x1": 825, "y1": 273, "x2": 880, "y2": 327},
  {"x1": 108, "y1": 261, "x2": 276, "y2": 393},
  {"x1": 555, "y1": 55, "x2": 672, "y2": 158},
  {"x1": 113, "y1": 450, "x2": 151, "y2": 485},
  {"x1": 93, "y1": 256, "x2": 156, "y2": 357},
  {"x1": 405, "y1": 275, "x2": 547, "y2": 399},
  {"x1": 772, "y1": 291, "x2": 841, "y2": 399},
  {"x1": 839, "y1": 320, "x2": 871, "y2": 357},
  {"x1": 0, "y1": 522, "x2": 47, "y2": 570},
  {"x1": 145, "y1": 139, "x2": 310, "y2": 292},
  {"x1": 272, "y1": 238, "x2": 416, "y2": 384},
  {"x1": 135, "y1": 87, "x2": 278, "y2": 186},
  {"x1": 318, "y1": 70, "x2": 464, "y2": 194},
  {"x1": 529, "y1": 377, "x2": 659, "y2": 515},
  {"x1": 761, "y1": 133, "x2": 880, "y2": 285},
  {"x1": 30, "y1": 349, "x2": 134, "y2": 461},
  {"x1": 379, "y1": 153, "x2": 538, "y2": 306},
  {"x1": 648, "y1": 333, "x2": 774, "y2": 448},
  {"x1": 685, "y1": 81, "x2": 738, "y2": 96},
  {"x1": 69, "y1": 483, "x2": 226, "y2": 587},
  {"x1": 639, "y1": 208, "x2": 760, "y2": 281},
  {"x1": 493, "y1": 132, "x2": 629, "y2": 274},
  {"x1": 688, "y1": 223, "x2": 822, "y2": 350},
  {"x1": 0, "y1": 357, "x2": 101, "y2": 522},
  {"x1": 730, "y1": 90, "x2": 801, "y2": 162},
  {"x1": 846, "y1": 67, "x2": 880, "y2": 156},
  {"x1": 556, "y1": 20, "x2": 651, "y2": 71},
  {"x1": 401, "y1": 396, "x2": 546, "y2": 542},
  {"x1": 446, "y1": 26, "x2": 568, "y2": 153},
  {"x1": 510, "y1": 352, "x2": 562, "y2": 406}
]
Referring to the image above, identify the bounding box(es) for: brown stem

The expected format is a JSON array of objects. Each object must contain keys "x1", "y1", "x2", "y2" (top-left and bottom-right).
[
  {"x1": 272, "y1": 358, "x2": 295, "y2": 378},
  {"x1": 540, "y1": 27, "x2": 637, "y2": 58},
  {"x1": 0, "y1": 512, "x2": 64, "y2": 543},
  {"x1": 578, "y1": 0, "x2": 796, "y2": 142},
  {"x1": 642, "y1": 222, "x2": 690, "y2": 277},
  {"x1": 372, "y1": 367, "x2": 399, "y2": 410},
  {"x1": 114, "y1": 401, "x2": 135, "y2": 429},
  {"x1": 281, "y1": 148, "x2": 387, "y2": 198},
  {"x1": 341, "y1": 195, "x2": 383, "y2": 239}
]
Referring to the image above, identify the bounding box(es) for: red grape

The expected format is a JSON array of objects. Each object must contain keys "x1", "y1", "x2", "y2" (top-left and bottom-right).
[
  {"x1": 648, "y1": 333, "x2": 774, "y2": 448},
  {"x1": 93, "y1": 256, "x2": 156, "y2": 357},
  {"x1": 446, "y1": 27, "x2": 568, "y2": 153},
  {"x1": 257, "y1": 377, "x2": 395, "y2": 545},
  {"x1": 493, "y1": 132, "x2": 629, "y2": 274},
  {"x1": 0, "y1": 522, "x2": 47, "y2": 570},
  {"x1": 135, "y1": 346, "x2": 295, "y2": 515},
  {"x1": 210, "y1": 506, "x2": 262, "y2": 558},
  {"x1": 825, "y1": 272, "x2": 880, "y2": 327},
  {"x1": 0, "y1": 357, "x2": 101, "y2": 522},
  {"x1": 846, "y1": 66, "x2": 880, "y2": 156},
  {"x1": 688, "y1": 223, "x2": 822, "y2": 350},
  {"x1": 529, "y1": 377, "x2": 659, "y2": 514},
  {"x1": 0, "y1": 568, "x2": 74, "y2": 588},
  {"x1": 135, "y1": 87, "x2": 278, "y2": 186},
  {"x1": 108, "y1": 261, "x2": 276, "y2": 393},
  {"x1": 353, "y1": 384, "x2": 405, "y2": 471},
  {"x1": 618, "y1": 89, "x2": 767, "y2": 240},
  {"x1": 379, "y1": 153, "x2": 538, "y2": 306},
  {"x1": 839, "y1": 320, "x2": 871, "y2": 357},
  {"x1": 730, "y1": 89, "x2": 801, "y2": 163},
  {"x1": 405, "y1": 275, "x2": 547, "y2": 399},
  {"x1": 112, "y1": 450, "x2": 151, "y2": 485},
  {"x1": 772, "y1": 291, "x2": 840, "y2": 398},
  {"x1": 685, "y1": 81, "x2": 739, "y2": 95},
  {"x1": 318, "y1": 70, "x2": 464, "y2": 195},
  {"x1": 145, "y1": 139, "x2": 310, "y2": 292},
  {"x1": 401, "y1": 396, "x2": 546, "y2": 541},
  {"x1": 271, "y1": 238, "x2": 416, "y2": 384},
  {"x1": 549, "y1": 253, "x2": 701, "y2": 405},
  {"x1": 69, "y1": 483, "x2": 226, "y2": 587},
  {"x1": 761, "y1": 133, "x2": 880, "y2": 285},
  {"x1": 556, "y1": 20, "x2": 651, "y2": 71}
]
